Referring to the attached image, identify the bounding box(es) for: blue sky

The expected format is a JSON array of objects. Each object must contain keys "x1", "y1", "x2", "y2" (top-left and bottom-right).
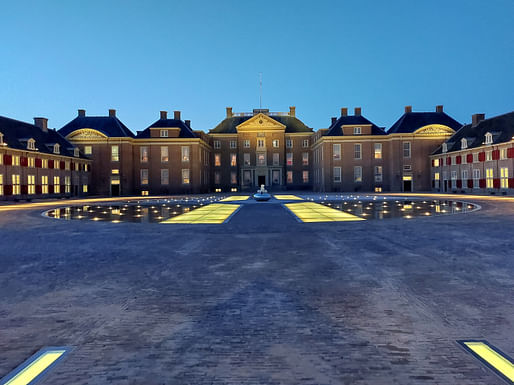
[{"x1": 1, "y1": 0, "x2": 513, "y2": 132}]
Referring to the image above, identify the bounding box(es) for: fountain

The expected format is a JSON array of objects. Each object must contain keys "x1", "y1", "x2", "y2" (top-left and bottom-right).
[{"x1": 253, "y1": 184, "x2": 271, "y2": 201}]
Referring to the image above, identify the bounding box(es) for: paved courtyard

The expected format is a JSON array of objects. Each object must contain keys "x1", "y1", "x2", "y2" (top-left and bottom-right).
[{"x1": 0, "y1": 193, "x2": 513, "y2": 384}]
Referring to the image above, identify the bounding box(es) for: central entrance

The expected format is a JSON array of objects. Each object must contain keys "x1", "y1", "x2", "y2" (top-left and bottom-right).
[{"x1": 258, "y1": 175, "x2": 266, "y2": 186}]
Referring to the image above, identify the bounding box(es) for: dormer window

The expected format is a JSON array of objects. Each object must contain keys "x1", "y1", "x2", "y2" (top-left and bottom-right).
[
  {"x1": 27, "y1": 138, "x2": 36, "y2": 150},
  {"x1": 160, "y1": 130, "x2": 168, "y2": 138},
  {"x1": 353, "y1": 126, "x2": 362, "y2": 135},
  {"x1": 74, "y1": 148, "x2": 80, "y2": 157},
  {"x1": 485, "y1": 132, "x2": 493, "y2": 145},
  {"x1": 461, "y1": 138, "x2": 467, "y2": 150},
  {"x1": 0, "y1": 132, "x2": 3, "y2": 145},
  {"x1": 53, "y1": 143, "x2": 60, "y2": 154},
  {"x1": 442, "y1": 143, "x2": 448, "y2": 153}
]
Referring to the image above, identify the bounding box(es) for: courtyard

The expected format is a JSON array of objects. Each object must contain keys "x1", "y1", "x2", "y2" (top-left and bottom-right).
[{"x1": 0, "y1": 193, "x2": 513, "y2": 384}]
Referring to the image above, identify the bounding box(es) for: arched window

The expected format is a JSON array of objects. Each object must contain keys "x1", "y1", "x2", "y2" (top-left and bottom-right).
[
  {"x1": 442, "y1": 143, "x2": 448, "y2": 153},
  {"x1": 485, "y1": 132, "x2": 493, "y2": 145},
  {"x1": 74, "y1": 148, "x2": 80, "y2": 157},
  {"x1": 461, "y1": 138, "x2": 467, "y2": 149},
  {"x1": 27, "y1": 138, "x2": 36, "y2": 150},
  {"x1": 53, "y1": 143, "x2": 60, "y2": 154}
]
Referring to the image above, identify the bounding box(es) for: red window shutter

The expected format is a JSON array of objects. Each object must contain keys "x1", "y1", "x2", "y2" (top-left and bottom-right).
[
  {"x1": 467, "y1": 179, "x2": 473, "y2": 188},
  {"x1": 509, "y1": 178, "x2": 514, "y2": 188},
  {"x1": 20, "y1": 157, "x2": 28, "y2": 167},
  {"x1": 4, "y1": 154, "x2": 12, "y2": 165},
  {"x1": 492, "y1": 150, "x2": 500, "y2": 160},
  {"x1": 508, "y1": 148, "x2": 514, "y2": 158},
  {"x1": 60, "y1": 161, "x2": 65, "y2": 170},
  {"x1": 36, "y1": 185, "x2": 42, "y2": 194},
  {"x1": 446, "y1": 157, "x2": 451, "y2": 165},
  {"x1": 5, "y1": 185, "x2": 13, "y2": 195},
  {"x1": 35, "y1": 158, "x2": 42, "y2": 168},
  {"x1": 456, "y1": 155, "x2": 461, "y2": 164},
  {"x1": 456, "y1": 180, "x2": 462, "y2": 188},
  {"x1": 21, "y1": 185, "x2": 28, "y2": 194},
  {"x1": 431, "y1": 159, "x2": 434, "y2": 167},
  {"x1": 48, "y1": 159, "x2": 54, "y2": 169},
  {"x1": 70, "y1": 162, "x2": 75, "y2": 170},
  {"x1": 478, "y1": 152, "x2": 485, "y2": 162},
  {"x1": 493, "y1": 179, "x2": 501, "y2": 189},
  {"x1": 49, "y1": 185, "x2": 54, "y2": 194},
  {"x1": 479, "y1": 179, "x2": 486, "y2": 188},
  {"x1": 466, "y1": 154, "x2": 473, "y2": 163}
]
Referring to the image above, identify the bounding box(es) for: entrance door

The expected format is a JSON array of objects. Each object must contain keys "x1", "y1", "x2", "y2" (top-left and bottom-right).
[
  {"x1": 443, "y1": 180, "x2": 448, "y2": 192},
  {"x1": 111, "y1": 184, "x2": 120, "y2": 196},
  {"x1": 258, "y1": 175, "x2": 266, "y2": 187},
  {"x1": 403, "y1": 180, "x2": 412, "y2": 192}
]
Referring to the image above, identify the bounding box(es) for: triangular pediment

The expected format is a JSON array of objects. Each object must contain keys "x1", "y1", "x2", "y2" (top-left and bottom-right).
[
  {"x1": 236, "y1": 113, "x2": 286, "y2": 132},
  {"x1": 67, "y1": 128, "x2": 108, "y2": 139},
  {"x1": 414, "y1": 124, "x2": 455, "y2": 136}
]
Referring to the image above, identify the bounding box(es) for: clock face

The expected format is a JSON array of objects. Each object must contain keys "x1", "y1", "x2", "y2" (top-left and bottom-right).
[{"x1": 259, "y1": 120, "x2": 263, "y2": 124}]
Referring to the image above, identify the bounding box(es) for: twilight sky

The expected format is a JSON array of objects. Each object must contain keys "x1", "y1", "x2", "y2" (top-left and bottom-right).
[{"x1": 1, "y1": 0, "x2": 513, "y2": 133}]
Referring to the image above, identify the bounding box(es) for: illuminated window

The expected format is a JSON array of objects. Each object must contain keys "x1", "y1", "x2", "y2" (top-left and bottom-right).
[
  {"x1": 230, "y1": 171, "x2": 237, "y2": 185},
  {"x1": 354, "y1": 166, "x2": 362, "y2": 183},
  {"x1": 461, "y1": 138, "x2": 467, "y2": 149},
  {"x1": 111, "y1": 145, "x2": 119, "y2": 162},
  {"x1": 27, "y1": 174, "x2": 35, "y2": 194},
  {"x1": 13, "y1": 155, "x2": 20, "y2": 166},
  {"x1": 230, "y1": 140, "x2": 237, "y2": 149},
  {"x1": 302, "y1": 152, "x2": 309, "y2": 166},
  {"x1": 53, "y1": 144, "x2": 60, "y2": 154},
  {"x1": 140, "y1": 169, "x2": 149, "y2": 185},
  {"x1": 140, "y1": 146, "x2": 148, "y2": 162},
  {"x1": 0, "y1": 174, "x2": 3, "y2": 195},
  {"x1": 53, "y1": 176, "x2": 60, "y2": 193},
  {"x1": 181, "y1": 146, "x2": 190, "y2": 162},
  {"x1": 286, "y1": 139, "x2": 293, "y2": 148},
  {"x1": 286, "y1": 171, "x2": 293, "y2": 183},
  {"x1": 286, "y1": 153, "x2": 293, "y2": 166},
  {"x1": 486, "y1": 168, "x2": 493, "y2": 188},
  {"x1": 434, "y1": 172, "x2": 440, "y2": 188},
  {"x1": 257, "y1": 139, "x2": 265, "y2": 148},
  {"x1": 182, "y1": 169, "x2": 190, "y2": 184},
  {"x1": 272, "y1": 153, "x2": 279, "y2": 166},
  {"x1": 486, "y1": 150, "x2": 492, "y2": 161},
  {"x1": 500, "y1": 148, "x2": 507, "y2": 160},
  {"x1": 75, "y1": 162, "x2": 79, "y2": 171},
  {"x1": 500, "y1": 167, "x2": 508, "y2": 188},
  {"x1": 257, "y1": 152, "x2": 266, "y2": 166},
  {"x1": 214, "y1": 140, "x2": 221, "y2": 149},
  {"x1": 64, "y1": 160, "x2": 70, "y2": 170},
  {"x1": 333, "y1": 167, "x2": 341, "y2": 183},
  {"x1": 375, "y1": 187, "x2": 382, "y2": 192},
  {"x1": 473, "y1": 169, "x2": 480, "y2": 188},
  {"x1": 214, "y1": 153, "x2": 221, "y2": 166},
  {"x1": 272, "y1": 139, "x2": 279, "y2": 148},
  {"x1": 353, "y1": 126, "x2": 361, "y2": 135},
  {"x1": 41, "y1": 175, "x2": 48, "y2": 193},
  {"x1": 354, "y1": 144, "x2": 361, "y2": 160},
  {"x1": 244, "y1": 139, "x2": 250, "y2": 148},
  {"x1": 333, "y1": 144, "x2": 341, "y2": 160},
  {"x1": 214, "y1": 171, "x2": 220, "y2": 184},
  {"x1": 302, "y1": 170, "x2": 309, "y2": 183},
  {"x1": 303, "y1": 139, "x2": 309, "y2": 148},
  {"x1": 28, "y1": 157, "x2": 35, "y2": 168},
  {"x1": 65, "y1": 176, "x2": 71, "y2": 193},
  {"x1": 27, "y1": 138, "x2": 36, "y2": 150},
  {"x1": 374, "y1": 143, "x2": 382, "y2": 159},
  {"x1": 0, "y1": 155, "x2": 2, "y2": 165},
  {"x1": 161, "y1": 146, "x2": 168, "y2": 163},
  {"x1": 485, "y1": 132, "x2": 492, "y2": 144},
  {"x1": 403, "y1": 142, "x2": 411, "y2": 158},
  {"x1": 451, "y1": 170, "x2": 457, "y2": 189},
  {"x1": 374, "y1": 166, "x2": 382, "y2": 182},
  {"x1": 244, "y1": 153, "x2": 250, "y2": 166},
  {"x1": 230, "y1": 153, "x2": 237, "y2": 167},
  {"x1": 434, "y1": 158, "x2": 440, "y2": 167},
  {"x1": 84, "y1": 145, "x2": 92, "y2": 155},
  {"x1": 12, "y1": 174, "x2": 20, "y2": 194},
  {"x1": 83, "y1": 184, "x2": 88, "y2": 193},
  {"x1": 161, "y1": 169, "x2": 169, "y2": 185},
  {"x1": 160, "y1": 129, "x2": 168, "y2": 138},
  {"x1": 141, "y1": 190, "x2": 148, "y2": 196}
]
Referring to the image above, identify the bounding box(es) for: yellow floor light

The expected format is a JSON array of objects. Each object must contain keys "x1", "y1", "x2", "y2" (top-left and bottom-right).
[
  {"x1": 219, "y1": 196, "x2": 250, "y2": 202},
  {"x1": 274, "y1": 195, "x2": 303, "y2": 200},
  {"x1": 0, "y1": 347, "x2": 68, "y2": 385},
  {"x1": 285, "y1": 202, "x2": 365, "y2": 222},
  {"x1": 161, "y1": 203, "x2": 240, "y2": 224},
  {"x1": 458, "y1": 340, "x2": 514, "y2": 383}
]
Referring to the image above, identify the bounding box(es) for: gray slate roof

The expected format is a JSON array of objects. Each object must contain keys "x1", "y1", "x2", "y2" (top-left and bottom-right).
[
  {"x1": 59, "y1": 116, "x2": 135, "y2": 138},
  {"x1": 210, "y1": 115, "x2": 313, "y2": 134},
  {"x1": 136, "y1": 119, "x2": 197, "y2": 138},
  {"x1": 325, "y1": 115, "x2": 386, "y2": 136},
  {"x1": 388, "y1": 111, "x2": 462, "y2": 134}
]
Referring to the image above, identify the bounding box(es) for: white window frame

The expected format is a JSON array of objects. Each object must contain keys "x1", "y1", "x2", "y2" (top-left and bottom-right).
[
  {"x1": 181, "y1": 146, "x2": 190, "y2": 162},
  {"x1": 485, "y1": 132, "x2": 492, "y2": 145},
  {"x1": 244, "y1": 153, "x2": 251, "y2": 166},
  {"x1": 140, "y1": 146, "x2": 148, "y2": 163},
  {"x1": 354, "y1": 166, "x2": 362, "y2": 183},
  {"x1": 403, "y1": 142, "x2": 411, "y2": 158},
  {"x1": 244, "y1": 139, "x2": 250, "y2": 148},
  {"x1": 160, "y1": 129, "x2": 168, "y2": 138},
  {"x1": 374, "y1": 143, "x2": 382, "y2": 159},
  {"x1": 161, "y1": 169, "x2": 169, "y2": 185},
  {"x1": 286, "y1": 139, "x2": 293, "y2": 148},
  {"x1": 182, "y1": 169, "x2": 190, "y2": 185},
  {"x1": 161, "y1": 146, "x2": 169, "y2": 163},
  {"x1": 302, "y1": 152, "x2": 309, "y2": 166},
  {"x1": 353, "y1": 126, "x2": 361, "y2": 135},
  {"x1": 272, "y1": 139, "x2": 279, "y2": 148},
  {"x1": 214, "y1": 140, "x2": 221, "y2": 149},
  {"x1": 111, "y1": 145, "x2": 119, "y2": 162},
  {"x1": 230, "y1": 140, "x2": 237, "y2": 149},
  {"x1": 286, "y1": 152, "x2": 293, "y2": 166},
  {"x1": 230, "y1": 153, "x2": 237, "y2": 167},
  {"x1": 473, "y1": 169, "x2": 480, "y2": 189},
  {"x1": 500, "y1": 167, "x2": 509, "y2": 189},
  {"x1": 214, "y1": 153, "x2": 221, "y2": 167},
  {"x1": 333, "y1": 144, "x2": 341, "y2": 160},
  {"x1": 140, "y1": 169, "x2": 149, "y2": 185},
  {"x1": 354, "y1": 144, "x2": 361, "y2": 160},
  {"x1": 302, "y1": 139, "x2": 309, "y2": 148}
]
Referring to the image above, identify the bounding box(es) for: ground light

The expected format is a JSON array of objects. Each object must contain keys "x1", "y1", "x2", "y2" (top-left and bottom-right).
[{"x1": 458, "y1": 340, "x2": 514, "y2": 383}]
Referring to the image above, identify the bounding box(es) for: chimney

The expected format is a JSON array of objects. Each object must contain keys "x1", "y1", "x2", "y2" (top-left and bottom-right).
[
  {"x1": 78, "y1": 109, "x2": 86, "y2": 117},
  {"x1": 174, "y1": 110, "x2": 181, "y2": 120},
  {"x1": 34, "y1": 117, "x2": 48, "y2": 132},
  {"x1": 160, "y1": 111, "x2": 167, "y2": 120},
  {"x1": 436, "y1": 105, "x2": 443, "y2": 113},
  {"x1": 354, "y1": 107, "x2": 361, "y2": 116},
  {"x1": 289, "y1": 106, "x2": 296, "y2": 117},
  {"x1": 472, "y1": 113, "x2": 485, "y2": 127},
  {"x1": 185, "y1": 120, "x2": 191, "y2": 128},
  {"x1": 109, "y1": 109, "x2": 116, "y2": 117},
  {"x1": 331, "y1": 117, "x2": 337, "y2": 125},
  {"x1": 405, "y1": 105, "x2": 412, "y2": 114},
  {"x1": 226, "y1": 107, "x2": 233, "y2": 118},
  {"x1": 341, "y1": 107, "x2": 348, "y2": 117}
]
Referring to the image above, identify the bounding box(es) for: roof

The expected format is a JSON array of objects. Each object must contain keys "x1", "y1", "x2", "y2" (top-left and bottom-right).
[
  {"x1": 388, "y1": 111, "x2": 462, "y2": 134},
  {"x1": 59, "y1": 116, "x2": 135, "y2": 138},
  {"x1": 136, "y1": 119, "x2": 197, "y2": 139},
  {"x1": 325, "y1": 115, "x2": 386, "y2": 136},
  {"x1": 0, "y1": 116, "x2": 83, "y2": 158},
  {"x1": 210, "y1": 114, "x2": 313, "y2": 134},
  {"x1": 432, "y1": 111, "x2": 514, "y2": 155}
]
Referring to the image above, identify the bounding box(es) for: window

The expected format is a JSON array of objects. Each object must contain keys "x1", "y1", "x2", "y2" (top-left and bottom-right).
[
  {"x1": 486, "y1": 168, "x2": 493, "y2": 188},
  {"x1": 65, "y1": 176, "x2": 71, "y2": 193},
  {"x1": 374, "y1": 143, "x2": 382, "y2": 159},
  {"x1": 461, "y1": 138, "x2": 467, "y2": 149},
  {"x1": 12, "y1": 155, "x2": 20, "y2": 166},
  {"x1": 354, "y1": 166, "x2": 362, "y2": 183},
  {"x1": 403, "y1": 142, "x2": 411, "y2": 158},
  {"x1": 273, "y1": 153, "x2": 279, "y2": 166},
  {"x1": 244, "y1": 139, "x2": 250, "y2": 148},
  {"x1": 451, "y1": 170, "x2": 457, "y2": 188},
  {"x1": 272, "y1": 170, "x2": 280, "y2": 185},
  {"x1": 41, "y1": 175, "x2": 48, "y2": 194},
  {"x1": 257, "y1": 139, "x2": 265, "y2": 148},
  {"x1": 272, "y1": 139, "x2": 279, "y2": 148},
  {"x1": 230, "y1": 171, "x2": 237, "y2": 185},
  {"x1": 451, "y1": 156, "x2": 456, "y2": 165},
  {"x1": 161, "y1": 169, "x2": 169, "y2": 185},
  {"x1": 286, "y1": 139, "x2": 293, "y2": 148},
  {"x1": 214, "y1": 153, "x2": 221, "y2": 166},
  {"x1": 500, "y1": 148, "x2": 507, "y2": 160},
  {"x1": 214, "y1": 171, "x2": 221, "y2": 184},
  {"x1": 27, "y1": 138, "x2": 36, "y2": 150},
  {"x1": 74, "y1": 148, "x2": 80, "y2": 157},
  {"x1": 140, "y1": 147, "x2": 148, "y2": 162},
  {"x1": 374, "y1": 166, "x2": 382, "y2": 182},
  {"x1": 462, "y1": 154, "x2": 467, "y2": 164},
  {"x1": 182, "y1": 169, "x2": 190, "y2": 184},
  {"x1": 486, "y1": 150, "x2": 492, "y2": 161},
  {"x1": 0, "y1": 133, "x2": 3, "y2": 145},
  {"x1": 244, "y1": 153, "x2": 250, "y2": 166},
  {"x1": 214, "y1": 140, "x2": 221, "y2": 149},
  {"x1": 333, "y1": 144, "x2": 341, "y2": 160},
  {"x1": 111, "y1": 145, "x2": 119, "y2": 162},
  {"x1": 54, "y1": 176, "x2": 60, "y2": 194},
  {"x1": 0, "y1": 174, "x2": 3, "y2": 195},
  {"x1": 84, "y1": 145, "x2": 92, "y2": 155},
  {"x1": 442, "y1": 143, "x2": 448, "y2": 153},
  {"x1": 257, "y1": 153, "x2": 266, "y2": 166},
  {"x1": 27, "y1": 175, "x2": 35, "y2": 194},
  {"x1": 140, "y1": 169, "x2": 149, "y2": 185},
  {"x1": 230, "y1": 140, "x2": 237, "y2": 149},
  {"x1": 83, "y1": 184, "x2": 88, "y2": 193},
  {"x1": 473, "y1": 169, "x2": 480, "y2": 188},
  {"x1": 434, "y1": 172, "x2": 440, "y2": 188},
  {"x1": 181, "y1": 146, "x2": 190, "y2": 162},
  {"x1": 286, "y1": 171, "x2": 293, "y2": 183},
  {"x1": 354, "y1": 144, "x2": 361, "y2": 160},
  {"x1": 302, "y1": 139, "x2": 309, "y2": 148},
  {"x1": 485, "y1": 132, "x2": 492, "y2": 144},
  {"x1": 434, "y1": 158, "x2": 440, "y2": 167},
  {"x1": 333, "y1": 167, "x2": 341, "y2": 183},
  {"x1": 53, "y1": 144, "x2": 60, "y2": 154},
  {"x1": 302, "y1": 170, "x2": 309, "y2": 183},
  {"x1": 160, "y1": 129, "x2": 168, "y2": 138},
  {"x1": 160, "y1": 146, "x2": 168, "y2": 163},
  {"x1": 302, "y1": 152, "x2": 309, "y2": 166},
  {"x1": 28, "y1": 157, "x2": 35, "y2": 168},
  {"x1": 286, "y1": 153, "x2": 293, "y2": 166},
  {"x1": 12, "y1": 174, "x2": 20, "y2": 194},
  {"x1": 353, "y1": 126, "x2": 361, "y2": 135},
  {"x1": 473, "y1": 152, "x2": 479, "y2": 163},
  {"x1": 230, "y1": 153, "x2": 237, "y2": 167},
  {"x1": 500, "y1": 167, "x2": 509, "y2": 188},
  {"x1": 243, "y1": 170, "x2": 251, "y2": 185}
]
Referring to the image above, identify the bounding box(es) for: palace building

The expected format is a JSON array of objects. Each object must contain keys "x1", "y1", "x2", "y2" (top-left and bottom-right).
[{"x1": 1, "y1": 105, "x2": 511, "y2": 200}]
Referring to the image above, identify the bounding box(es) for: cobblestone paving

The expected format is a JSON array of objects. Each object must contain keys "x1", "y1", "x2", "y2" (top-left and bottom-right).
[{"x1": 0, "y1": 195, "x2": 513, "y2": 384}]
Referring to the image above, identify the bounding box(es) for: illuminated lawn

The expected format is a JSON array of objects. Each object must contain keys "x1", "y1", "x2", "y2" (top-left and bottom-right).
[
  {"x1": 219, "y1": 196, "x2": 250, "y2": 202},
  {"x1": 285, "y1": 202, "x2": 365, "y2": 222},
  {"x1": 273, "y1": 195, "x2": 303, "y2": 201},
  {"x1": 160, "y1": 203, "x2": 240, "y2": 224}
]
